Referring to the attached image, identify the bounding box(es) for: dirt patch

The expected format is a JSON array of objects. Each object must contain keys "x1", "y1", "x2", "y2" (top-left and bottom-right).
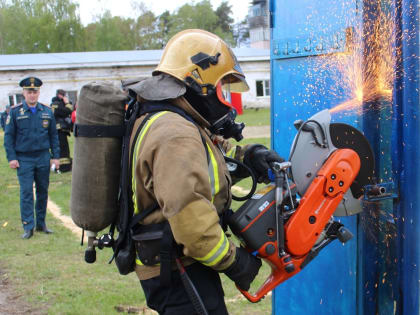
[
  {"x1": 47, "y1": 198, "x2": 83, "y2": 239},
  {"x1": 0, "y1": 268, "x2": 45, "y2": 315},
  {"x1": 243, "y1": 125, "x2": 270, "y2": 139}
]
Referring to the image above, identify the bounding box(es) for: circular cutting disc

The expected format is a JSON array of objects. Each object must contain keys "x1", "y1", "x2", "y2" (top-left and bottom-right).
[{"x1": 330, "y1": 123, "x2": 375, "y2": 198}]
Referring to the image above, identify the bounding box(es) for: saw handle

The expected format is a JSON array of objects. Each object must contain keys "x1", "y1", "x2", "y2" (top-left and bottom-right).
[
  {"x1": 237, "y1": 248, "x2": 305, "y2": 303},
  {"x1": 270, "y1": 162, "x2": 294, "y2": 271}
]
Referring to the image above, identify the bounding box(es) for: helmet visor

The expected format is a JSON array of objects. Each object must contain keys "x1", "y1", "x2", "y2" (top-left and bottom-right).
[
  {"x1": 226, "y1": 47, "x2": 250, "y2": 92},
  {"x1": 221, "y1": 73, "x2": 249, "y2": 93}
]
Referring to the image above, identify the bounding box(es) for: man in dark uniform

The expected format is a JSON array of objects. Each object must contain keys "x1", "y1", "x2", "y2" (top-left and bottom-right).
[
  {"x1": 51, "y1": 89, "x2": 73, "y2": 172},
  {"x1": 4, "y1": 77, "x2": 60, "y2": 239},
  {"x1": 0, "y1": 105, "x2": 10, "y2": 131}
]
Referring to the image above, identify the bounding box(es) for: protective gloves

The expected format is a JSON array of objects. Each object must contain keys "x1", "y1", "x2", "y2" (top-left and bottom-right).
[
  {"x1": 223, "y1": 247, "x2": 262, "y2": 291},
  {"x1": 243, "y1": 145, "x2": 285, "y2": 183}
]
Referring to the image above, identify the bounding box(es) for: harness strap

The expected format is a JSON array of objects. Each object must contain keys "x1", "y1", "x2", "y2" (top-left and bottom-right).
[
  {"x1": 73, "y1": 124, "x2": 125, "y2": 138},
  {"x1": 160, "y1": 222, "x2": 176, "y2": 287},
  {"x1": 139, "y1": 102, "x2": 210, "y2": 163},
  {"x1": 113, "y1": 102, "x2": 141, "y2": 259},
  {"x1": 130, "y1": 203, "x2": 160, "y2": 229}
]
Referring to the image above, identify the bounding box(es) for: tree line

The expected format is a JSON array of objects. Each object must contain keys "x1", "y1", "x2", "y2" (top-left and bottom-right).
[{"x1": 0, "y1": 0, "x2": 250, "y2": 54}]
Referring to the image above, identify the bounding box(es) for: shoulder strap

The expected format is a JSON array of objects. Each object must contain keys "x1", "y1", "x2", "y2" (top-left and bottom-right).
[
  {"x1": 139, "y1": 102, "x2": 196, "y2": 124},
  {"x1": 139, "y1": 101, "x2": 210, "y2": 163},
  {"x1": 113, "y1": 102, "x2": 142, "y2": 256}
]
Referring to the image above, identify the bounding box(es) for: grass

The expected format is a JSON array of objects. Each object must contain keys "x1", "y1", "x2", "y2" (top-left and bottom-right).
[
  {"x1": 0, "y1": 127, "x2": 273, "y2": 315},
  {"x1": 237, "y1": 108, "x2": 270, "y2": 127}
]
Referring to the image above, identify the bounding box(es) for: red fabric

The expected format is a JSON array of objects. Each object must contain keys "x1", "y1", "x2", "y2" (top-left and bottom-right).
[
  {"x1": 230, "y1": 92, "x2": 243, "y2": 115},
  {"x1": 71, "y1": 110, "x2": 76, "y2": 124}
]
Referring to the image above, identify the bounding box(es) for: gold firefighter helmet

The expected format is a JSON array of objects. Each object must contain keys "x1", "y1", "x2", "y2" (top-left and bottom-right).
[{"x1": 153, "y1": 29, "x2": 249, "y2": 108}]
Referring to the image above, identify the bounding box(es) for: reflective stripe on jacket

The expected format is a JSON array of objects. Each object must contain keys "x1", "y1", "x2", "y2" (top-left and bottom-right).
[{"x1": 130, "y1": 98, "x2": 239, "y2": 280}]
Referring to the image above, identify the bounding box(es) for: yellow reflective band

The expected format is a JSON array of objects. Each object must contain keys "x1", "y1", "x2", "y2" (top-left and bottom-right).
[
  {"x1": 136, "y1": 258, "x2": 160, "y2": 266},
  {"x1": 193, "y1": 230, "x2": 229, "y2": 267},
  {"x1": 206, "y1": 143, "x2": 220, "y2": 203},
  {"x1": 226, "y1": 147, "x2": 236, "y2": 158},
  {"x1": 65, "y1": 104, "x2": 73, "y2": 110},
  {"x1": 132, "y1": 111, "x2": 169, "y2": 214}
]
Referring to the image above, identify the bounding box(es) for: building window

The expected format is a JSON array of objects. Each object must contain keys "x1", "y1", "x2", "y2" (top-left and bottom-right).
[
  {"x1": 256, "y1": 80, "x2": 270, "y2": 97},
  {"x1": 8, "y1": 95, "x2": 14, "y2": 106},
  {"x1": 15, "y1": 94, "x2": 24, "y2": 104},
  {"x1": 67, "y1": 90, "x2": 78, "y2": 106}
]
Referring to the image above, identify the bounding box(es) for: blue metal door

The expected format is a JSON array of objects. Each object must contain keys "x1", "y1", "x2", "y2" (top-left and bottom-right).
[
  {"x1": 270, "y1": 0, "x2": 419, "y2": 314},
  {"x1": 270, "y1": 1, "x2": 360, "y2": 314}
]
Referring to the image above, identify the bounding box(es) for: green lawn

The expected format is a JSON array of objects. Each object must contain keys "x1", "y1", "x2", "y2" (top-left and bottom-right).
[
  {"x1": 237, "y1": 108, "x2": 270, "y2": 126},
  {"x1": 0, "y1": 131, "x2": 273, "y2": 314}
]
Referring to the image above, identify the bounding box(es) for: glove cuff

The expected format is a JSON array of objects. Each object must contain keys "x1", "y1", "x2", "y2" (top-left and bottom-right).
[{"x1": 223, "y1": 247, "x2": 250, "y2": 279}]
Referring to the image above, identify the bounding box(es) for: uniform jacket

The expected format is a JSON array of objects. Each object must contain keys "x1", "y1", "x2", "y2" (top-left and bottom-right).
[
  {"x1": 4, "y1": 102, "x2": 60, "y2": 161},
  {"x1": 0, "y1": 111, "x2": 8, "y2": 131},
  {"x1": 51, "y1": 96, "x2": 73, "y2": 132},
  {"x1": 130, "y1": 96, "x2": 249, "y2": 280}
]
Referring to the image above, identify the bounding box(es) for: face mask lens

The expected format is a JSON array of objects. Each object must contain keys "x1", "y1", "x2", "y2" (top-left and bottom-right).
[
  {"x1": 221, "y1": 83, "x2": 231, "y2": 103},
  {"x1": 216, "y1": 81, "x2": 233, "y2": 108}
]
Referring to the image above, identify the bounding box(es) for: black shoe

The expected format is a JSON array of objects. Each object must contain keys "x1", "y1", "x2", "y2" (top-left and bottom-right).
[
  {"x1": 22, "y1": 229, "x2": 33, "y2": 239},
  {"x1": 36, "y1": 225, "x2": 53, "y2": 234}
]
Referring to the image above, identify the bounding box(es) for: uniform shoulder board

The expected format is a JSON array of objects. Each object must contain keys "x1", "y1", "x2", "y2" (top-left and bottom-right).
[
  {"x1": 11, "y1": 103, "x2": 22, "y2": 109},
  {"x1": 40, "y1": 103, "x2": 51, "y2": 108}
]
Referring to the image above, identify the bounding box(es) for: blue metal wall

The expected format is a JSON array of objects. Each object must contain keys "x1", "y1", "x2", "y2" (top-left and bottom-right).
[
  {"x1": 270, "y1": 0, "x2": 419, "y2": 314},
  {"x1": 393, "y1": 0, "x2": 420, "y2": 313}
]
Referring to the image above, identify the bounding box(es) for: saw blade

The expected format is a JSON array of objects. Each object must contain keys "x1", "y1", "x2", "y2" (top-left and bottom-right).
[{"x1": 330, "y1": 123, "x2": 375, "y2": 198}]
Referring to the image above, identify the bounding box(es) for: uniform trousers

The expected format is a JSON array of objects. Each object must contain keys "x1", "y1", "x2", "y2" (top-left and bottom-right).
[
  {"x1": 16, "y1": 150, "x2": 50, "y2": 231},
  {"x1": 140, "y1": 262, "x2": 229, "y2": 315}
]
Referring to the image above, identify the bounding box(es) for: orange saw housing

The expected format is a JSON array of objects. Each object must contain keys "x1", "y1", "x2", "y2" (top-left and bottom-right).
[{"x1": 228, "y1": 148, "x2": 361, "y2": 303}]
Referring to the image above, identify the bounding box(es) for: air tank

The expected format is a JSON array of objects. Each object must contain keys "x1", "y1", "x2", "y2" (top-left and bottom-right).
[{"x1": 70, "y1": 82, "x2": 127, "y2": 232}]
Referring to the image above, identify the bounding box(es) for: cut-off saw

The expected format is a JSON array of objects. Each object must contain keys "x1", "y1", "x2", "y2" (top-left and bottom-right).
[{"x1": 228, "y1": 109, "x2": 375, "y2": 303}]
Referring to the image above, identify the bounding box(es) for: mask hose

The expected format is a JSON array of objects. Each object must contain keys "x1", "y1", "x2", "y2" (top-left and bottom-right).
[{"x1": 224, "y1": 156, "x2": 257, "y2": 201}]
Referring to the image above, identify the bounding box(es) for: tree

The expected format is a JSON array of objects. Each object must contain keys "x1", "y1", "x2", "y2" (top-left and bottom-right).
[
  {"x1": 133, "y1": 5, "x2": 160, "y2": 50},
  {"x1": 167, "y1": 0, "x2": 234, "y2": 45},
  {"x1": 0, "y1": 0, "x2": 246, "y2": 54},
  {"x1": 215, "y1": 1, "x2": 234, "y2": 34},
  {"x1": 84, "y1": 11, "x2": 136, "y2": 51},
  {"x1": 156, "y1": 10, "x2": 171, "y2": 48},
  {"x1": 0, "y1": 0, "x2": 84, "y2": 54}
]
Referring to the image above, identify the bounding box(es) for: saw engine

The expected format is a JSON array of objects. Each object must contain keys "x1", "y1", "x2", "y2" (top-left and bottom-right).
[{"x1": 228, "y1": 109, "x2": 374, "y2": 303}]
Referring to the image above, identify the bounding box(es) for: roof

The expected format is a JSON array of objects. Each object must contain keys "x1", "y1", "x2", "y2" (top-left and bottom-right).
[{"x1": 0, "y1": 48, "x2": 269, "y2": 71}]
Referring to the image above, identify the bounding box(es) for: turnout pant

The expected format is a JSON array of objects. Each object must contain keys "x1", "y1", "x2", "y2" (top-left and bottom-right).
[
  {"x1": 58, "y1": 131, "x2": 72, "y2": 172},
  {"x1": 140, "y1": 262, "x2": 229, "y2": 315}
]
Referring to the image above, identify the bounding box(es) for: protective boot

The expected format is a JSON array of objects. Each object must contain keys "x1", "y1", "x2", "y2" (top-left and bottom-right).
[
  {"x1": 22, "y1": 229, "x2": 33, "y2": 239},
  {"x1": 36, "y1": 224, "x2": 53, "y2": 234}
]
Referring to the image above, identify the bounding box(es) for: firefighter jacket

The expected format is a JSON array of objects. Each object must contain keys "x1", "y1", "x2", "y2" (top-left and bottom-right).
[
  {"x1": 51, "y1": 96, "x2": 73, "y2": 133},
  {"x1": 130, "y1": 96, "x2": 249, "y2": 280}
]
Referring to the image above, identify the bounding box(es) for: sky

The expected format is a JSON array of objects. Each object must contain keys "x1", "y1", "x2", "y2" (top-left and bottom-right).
[{"x1": 75, "y1": 0, "x2": 251, "y2": 25}]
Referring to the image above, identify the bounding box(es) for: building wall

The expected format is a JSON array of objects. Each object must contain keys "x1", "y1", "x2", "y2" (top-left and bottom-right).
[
  {"x1": 0, "y1": 60, "x2": 271, "y2": 111},
  {"x1": 240, "y1": 60, "x2": 271, "y2": 108}
]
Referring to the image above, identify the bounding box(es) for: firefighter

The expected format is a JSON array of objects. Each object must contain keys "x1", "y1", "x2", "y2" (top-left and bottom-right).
[
  {"x1": 129, "y1": 29, "x2": 283, "y2": 314},
  {"x1": 51, "y1": 89, "x2": 73, "y2": 172}
]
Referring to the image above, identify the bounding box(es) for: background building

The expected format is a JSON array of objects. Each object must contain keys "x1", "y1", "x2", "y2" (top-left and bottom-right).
[
  {"x1": 248, "y1": 0, "x2": 270, "y2": 49},
  {"x1": 0, "y1": 48, "x2": 269, "y2": 111}
]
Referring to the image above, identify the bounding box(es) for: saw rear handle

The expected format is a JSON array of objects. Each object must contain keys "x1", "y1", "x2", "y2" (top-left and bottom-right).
[{"x1": 270, "y1": 162, "x2": 295, "y2": 273}]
